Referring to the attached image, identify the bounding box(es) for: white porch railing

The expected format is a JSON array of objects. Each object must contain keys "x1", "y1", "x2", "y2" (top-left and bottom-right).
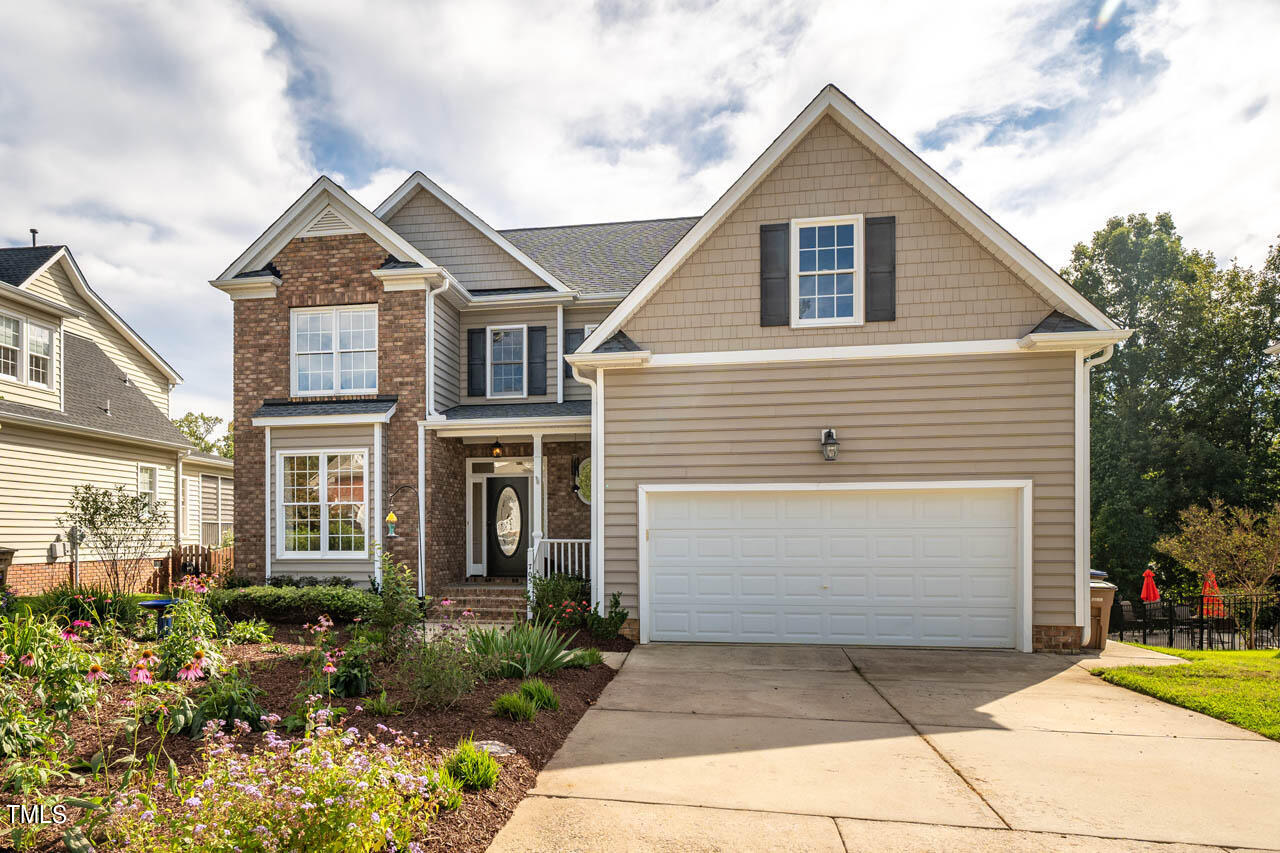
[{"x1": 526, "y1": 537, "x2": 591, "y2": 618}]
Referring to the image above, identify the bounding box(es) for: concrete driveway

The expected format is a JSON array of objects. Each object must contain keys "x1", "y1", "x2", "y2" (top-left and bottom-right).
[{"x1": 488, "y1": 643, "x2": 1280, "y2": 852}]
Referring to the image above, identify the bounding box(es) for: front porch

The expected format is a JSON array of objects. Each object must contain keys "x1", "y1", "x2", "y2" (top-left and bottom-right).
[{"x1": 425, "y1": 405, "x2": 594, "y2": 607}]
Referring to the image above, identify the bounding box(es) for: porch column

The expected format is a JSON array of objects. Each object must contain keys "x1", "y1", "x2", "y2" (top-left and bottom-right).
[{"x1": 531, "y1": 432, "x2": 544, "y2": 548}]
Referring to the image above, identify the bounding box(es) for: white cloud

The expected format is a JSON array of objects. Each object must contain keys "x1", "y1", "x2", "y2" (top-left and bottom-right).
[{"x1": 2, "y1": 0, "x2": 1277, "y2": 419}]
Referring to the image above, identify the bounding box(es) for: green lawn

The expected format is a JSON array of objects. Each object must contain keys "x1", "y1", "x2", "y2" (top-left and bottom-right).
[{"x1": 1095, "y1": 646, "x2": 1280, "y2": 740}]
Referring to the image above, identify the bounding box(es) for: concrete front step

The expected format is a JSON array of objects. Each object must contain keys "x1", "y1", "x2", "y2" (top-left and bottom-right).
[{"x1": 436, "y1": 582, "x2": 527, "y2": 620}]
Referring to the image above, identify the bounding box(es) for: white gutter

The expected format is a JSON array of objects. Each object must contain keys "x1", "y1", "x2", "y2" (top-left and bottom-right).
[
  {"x1": 425, "y1": 278, "x2": 452, "y2": 418},
  {"x1": 572, "y1": 362, "x2": 605, "y2": 613},
  {"x1": 1076, "y1": 342, "x2": 1118, "y2": 648}
]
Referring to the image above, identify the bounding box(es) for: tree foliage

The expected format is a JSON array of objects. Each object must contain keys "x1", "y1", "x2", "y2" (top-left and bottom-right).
[
  {"x1": 173, "y1": 411, "x2": 233, "y2": 458},
  {"x1": 1065, "y1": 213, "x2": 1280, "y2": 598}
]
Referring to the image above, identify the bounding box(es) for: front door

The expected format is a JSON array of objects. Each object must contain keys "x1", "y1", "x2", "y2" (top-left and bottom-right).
[{"x1": 486, "y1": 476, "x2": 530, "y2": 577}]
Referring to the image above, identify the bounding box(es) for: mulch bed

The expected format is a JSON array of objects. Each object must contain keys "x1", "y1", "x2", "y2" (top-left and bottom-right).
[
  {"x1": 6, "y1": 639, "x2": 618, "y2": 853},
  {"x1": 564, "y1": 631, "x2": 635, "y2": 653}
]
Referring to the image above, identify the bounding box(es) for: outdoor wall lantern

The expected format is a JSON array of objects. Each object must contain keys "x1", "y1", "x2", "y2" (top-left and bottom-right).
[
  {"x1": 385, "y1": 510, "x2": 398, "y2": 539},
  {"x1": 819, "y1": 428, "x2": 841, "y2": 462},
  {"x1": 490, "y1": 439, "x2": 504, "y2": 459}
]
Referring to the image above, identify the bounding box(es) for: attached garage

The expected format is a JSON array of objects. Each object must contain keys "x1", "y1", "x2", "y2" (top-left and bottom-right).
[{"x1": 638, "y1": 483, "x2": 1032, "y2": 650}]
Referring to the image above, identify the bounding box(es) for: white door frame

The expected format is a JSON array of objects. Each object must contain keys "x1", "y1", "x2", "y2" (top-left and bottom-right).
[
  {"x1": 465, "y1": 457, "x2": 533, "y2": 577},
  {"x1": 636, "y1": 479, "x2": 1035, "y2": 652}
]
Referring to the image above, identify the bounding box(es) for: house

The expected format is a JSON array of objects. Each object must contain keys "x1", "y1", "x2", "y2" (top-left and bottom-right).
[
  {"x1": 213, "y1": 85, "x2": 1129, "y2": 651},
  {"x1": 0, "y1": 244, "x2": 234, "y2": 596}
]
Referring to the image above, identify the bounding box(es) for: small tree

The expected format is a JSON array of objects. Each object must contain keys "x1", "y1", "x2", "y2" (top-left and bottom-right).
[
  {"x1": 1156, "y1": 499, "x2": 1280, "y2": 648},
  {"x1": 60, "y1": 485, "x2": 172, "y2": 598}
]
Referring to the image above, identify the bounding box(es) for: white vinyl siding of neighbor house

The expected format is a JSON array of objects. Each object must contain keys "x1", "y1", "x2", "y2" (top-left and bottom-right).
[
  {"x1": 600, "y1": 352, "x2": 1077, "y2": 628},
  {"x1": 457, "y1": 306, "x2": 558, "y2": 405},
  {"x1": 268, "y1": 425, "x2": 376, "y2": 582},
  {"x1": 0, "y1": 299, "x2": 62, "y2": 410},
  {"x1": 0, "y1": 424, "x2": 177, "y2": 564},
  {"x1": 385, "y1": 187, "x2": 546, "y2": 292},
  {"x1": 563, "y1": 305, "x2": 615, "y2": 402},
  {"x1": 23, "y1": 260, "x2": 172, "y2": 414},
  {"x1": 196, "y1": 471, "x2": 233, "y2": 547},
  {"x1": 433, "y1": 296, "x2": 461, "y2": 411}
]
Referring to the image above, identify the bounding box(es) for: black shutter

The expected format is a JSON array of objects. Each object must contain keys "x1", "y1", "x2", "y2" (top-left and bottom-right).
[
  {"x1": 528, "y1": 326, "x2": 547, "y2": 396},
  {"x1": 865, "y1": 216, "x2": 896, "y2": 322},
  {"x1": 563, "y1": 327, "x2": 585, "y2": 378},
  {"x1": 760, "y1": 223, "x2": 789, "y2": 326},
  {"x1": 466, "y1": 328, "x2": 485, "y2": 396}
]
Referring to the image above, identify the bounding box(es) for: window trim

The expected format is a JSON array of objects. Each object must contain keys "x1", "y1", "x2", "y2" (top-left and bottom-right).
[
  {"x1": 137, "y1": 464, "x2": 159, "y2": 506},
  {"x1": 275, "y1": 448, "x2": 370, "y2": 560},
  {"x1": 288, "y1": 305, "x2": 379, "y2": 398},
  {"x1": 0, "y1": 308, "x2": 57, "y2": 391},
  {"x1": 789, "y1": 214, "x2": 866, "y2": 328},
  {"x1": 0, "y1": 309, "x2": 21, "y2": 382},
  {"x1": 25, "y1": 320, "x2": 55, "y2": 388},
  {"x1": 485, "y1": 323, "x2": 528, "y2": 400}
]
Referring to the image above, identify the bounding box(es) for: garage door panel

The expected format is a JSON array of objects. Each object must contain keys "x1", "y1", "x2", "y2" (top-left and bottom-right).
[{"x1": 646, "y1": 488, "x2": 1020, "y2": 647}]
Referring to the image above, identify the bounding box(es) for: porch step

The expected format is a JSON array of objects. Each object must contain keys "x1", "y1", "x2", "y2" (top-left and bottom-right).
[{"x1": 436, "y1": 582, "x2": 527, "y2": 621}]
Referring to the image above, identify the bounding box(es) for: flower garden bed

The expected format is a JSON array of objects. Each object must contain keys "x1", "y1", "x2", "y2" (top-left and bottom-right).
[{"x1": 1, "y1": 562, "x2": 621, "y2": 853}]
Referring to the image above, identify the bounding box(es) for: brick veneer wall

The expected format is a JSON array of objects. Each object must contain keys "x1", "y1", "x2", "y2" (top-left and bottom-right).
[
  {"x1": 1032, "y1": 625, "x2": 1083, "y2": 653},
  {"x1": 8, "y1": 559, "x2": 166, "y2": 596},
  {"x1": 232, "y1": 233, "x2": 424, "y2": 582},
  {"x1": 424, "y1": 432, "x2": 466, "y2": 594},
  {"x1": 546, "y1": 441, "x2": 591, "y2": 540}
]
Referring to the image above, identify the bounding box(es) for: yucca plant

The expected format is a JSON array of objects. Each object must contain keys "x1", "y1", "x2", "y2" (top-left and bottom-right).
[{"x1": 466, "y1": 622, "x2": 575, "y2": 679}]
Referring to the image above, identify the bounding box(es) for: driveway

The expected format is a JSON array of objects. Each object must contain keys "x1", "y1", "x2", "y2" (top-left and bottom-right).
[{"x1": 488, "y1": 643, "x2": 1280, "y2": 852}]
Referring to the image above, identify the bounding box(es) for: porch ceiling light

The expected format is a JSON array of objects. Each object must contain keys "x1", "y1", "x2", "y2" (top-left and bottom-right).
[
  {"x1": 819, "y1": 428, "x2": 840, "y2": 462},
  {"x1": 490, "y1": 439, "x2": 504, "y2": 459}
]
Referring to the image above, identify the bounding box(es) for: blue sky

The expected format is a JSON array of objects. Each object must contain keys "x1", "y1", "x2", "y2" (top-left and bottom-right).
[{"x1": 1, "y1": 0, "x2": 1277, "y2": 428}]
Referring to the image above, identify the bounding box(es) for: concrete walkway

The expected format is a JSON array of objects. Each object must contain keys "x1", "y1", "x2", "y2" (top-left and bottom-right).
[{"x1": 488, "y1": 642, "x2": 1280, "y2": 852}]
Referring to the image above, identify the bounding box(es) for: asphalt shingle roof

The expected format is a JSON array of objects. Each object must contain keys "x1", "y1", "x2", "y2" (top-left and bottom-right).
[
  {"x1": 251, "y1": 396, "x2": 399, "y2": 420},
  {"x1": 0, "y1": 245, "x2": 62, "y2": 286},
  {"x1": 596, "y1": 331, "x2": 642, "y2": 352},
  {"x1": 440, "y1": 400, "x2": 590, "y2": 420},
  {"x1": 0, "y1": 333, "x2": 189, "y2": 446},
  {"x1": 500, "y1": 217, "x2": 699, "y2": 295},
  {"x1": 1030, "y1": 311, "x2": 1096, "y2": 334}
]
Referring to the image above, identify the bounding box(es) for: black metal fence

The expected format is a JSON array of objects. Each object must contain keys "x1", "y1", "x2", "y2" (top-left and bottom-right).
[{"x1": 1109, "y1": 592, "x2": 1280, "y2": 650}]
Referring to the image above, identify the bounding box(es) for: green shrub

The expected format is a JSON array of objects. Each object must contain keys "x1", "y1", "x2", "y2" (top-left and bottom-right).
[
  {"x1": 529, "y1": 573, "x2": 591, "y2": 629},
  {"x1": 369, "y1": 551, "x2": 425, "y2": 651},
  {"x1": 174, "y1": 666, "x2": 267, "y2": 737},
  {"x1": 208, "y1": 584, "x2": 380, "y2": 623},
  {"x1": 31, "y1": 582, "x2": 142, "y2": 629},
  {"x1": 565, "y1": 647, "x2": 604, "y2": 668},
  {"x1": 519, "y1": 678, "x2": 559, "y2": 712},
  {"x1": 225, "y1": 617, "x2": 274, "y2": 645},
  {"x1": 468, "y1": 621, "x2": 576, "y2": 679},
  {"x1": 490, "y1": 691, "x2": 538, "y2": 721},
  {"x1": 443, "y1": 736, "x2": 501, "y2": 790},
  {"x1": 328, "y1": 631, "x2": 380, "y2": 698},
  {"x1": 157, "y1": 596, "x2": 224, "y2": 679},
  {"x1": 584, "y1": 592, "x2": 630, "y2": 639},
  {"x1": 399, "y1": 633, "x2": 477, "y2": 709},
  {"x1": 0, "y1": 685, "x2": 61, "y2": 760}
]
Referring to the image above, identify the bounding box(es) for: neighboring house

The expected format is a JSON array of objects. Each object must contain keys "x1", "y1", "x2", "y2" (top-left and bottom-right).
[
  {"x1": 213, "y1": 84, "x2": 1129, "y2": 652},
  {"x1": 0, "y1": 244, "x2": 233, "y2": 595}
]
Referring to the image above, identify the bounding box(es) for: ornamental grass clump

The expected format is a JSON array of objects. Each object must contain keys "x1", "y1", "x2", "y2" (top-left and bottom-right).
[
  {"x1": 102, "y1": 705, "x2": 462, "y2": 852},
  {"x1": 443, "y1": 736, "x2": 501, "y2": 791},
  {"x1": 519, "y1": 678, "x2": 559, "y2": 712},
  {"x1": 490, "y1": 691, "x2": 539, "y2": 722}
]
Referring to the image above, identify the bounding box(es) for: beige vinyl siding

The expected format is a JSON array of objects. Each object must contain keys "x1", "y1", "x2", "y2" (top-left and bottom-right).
[
  {"x1": 563, "y1": 304, "x2": 617, "y2": 401},
  {"x1": 601, "y1": 351, "x2": 1077, "y2": 627},
  {"x1": 622, "y1": 116, "x2": 1054, "y2": 354},
  {"x1": 269, "y1": 425, "x2": 376, "y2": 581},
  {"x1": 457, "y1": 306, "x2": 559, "y2": 406},
  {"x1": 23, "y1": 260, "x2": 171, "y2": 413},
  {"x1": 385, "y1": 188, "x2": 545, "y2": 292},
  {"x1": 434, "y1": 296, "x2": 461, "y2": 411},
  {"x1": 0, "y1": 424, "x2": 177, "y2": 565},
  {"x1": 0, "y1": 298, "x2": 63, "y2": 410},
  {"x1": 197, "y1": 472, "x2": 233, "y2": 547}
]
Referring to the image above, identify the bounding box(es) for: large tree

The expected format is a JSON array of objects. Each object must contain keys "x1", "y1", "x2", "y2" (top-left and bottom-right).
[
  {"x1": 174, "y1": 411, "x2": 233, "y2": 458},
  {"x1": 1064, "y1": 214, "x2": 1280, "y2": 598}
]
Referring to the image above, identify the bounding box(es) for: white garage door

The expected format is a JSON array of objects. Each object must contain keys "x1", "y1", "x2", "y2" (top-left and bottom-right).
[{"x1": 645, "y1": 487, "x2": 1020, "y2": 647}]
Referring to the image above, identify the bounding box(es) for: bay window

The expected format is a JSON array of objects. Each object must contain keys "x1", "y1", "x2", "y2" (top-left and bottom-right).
[
  {"x1": 278, "y1": 450, "x2": 368, "y2": 558},
  {"x1": 291, "y1": 306, "x2": 377, "y2": 396}
]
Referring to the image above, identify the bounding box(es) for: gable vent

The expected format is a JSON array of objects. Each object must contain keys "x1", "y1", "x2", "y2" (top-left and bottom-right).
[{"x1": 300, "y1": 205, "x2": 359, "y2": 237}]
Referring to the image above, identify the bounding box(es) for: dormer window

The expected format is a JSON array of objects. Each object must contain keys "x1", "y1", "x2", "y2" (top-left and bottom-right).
[
  {"x1": 291, "y1": 305, "x2": 377, "y2": 396},
  {"x1": 0, "y1": 310, "x2": 55, "y2": 390}
]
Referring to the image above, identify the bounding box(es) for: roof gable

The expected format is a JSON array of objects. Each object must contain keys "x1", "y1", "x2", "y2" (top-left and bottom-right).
[
  {"x1": 375, "y1": 172, "x2": 569, "y2": 293},
  {"x1": 0, "y1": 245, "x2": 61, "y2": 287},
  {"x1": 582, "y1": 84, "x2": 1119, "y2": 354},
  {"x1": 214, "y1": 176, "x2": 438, "y2": 282}
]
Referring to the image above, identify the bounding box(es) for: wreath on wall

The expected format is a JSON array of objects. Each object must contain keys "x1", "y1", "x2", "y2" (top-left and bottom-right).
[{"x1": 575, "y1": 458, "x2": 591, "y2": 505}]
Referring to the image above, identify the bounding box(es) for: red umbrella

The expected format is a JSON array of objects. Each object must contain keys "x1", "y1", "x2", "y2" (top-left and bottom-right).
[
  {"x1": 1201, "y1": 571, "x2": 1226, "y2": 618},
  {"x1": 1140, "y1": 568, "x2": 1161, "y2": 603}
]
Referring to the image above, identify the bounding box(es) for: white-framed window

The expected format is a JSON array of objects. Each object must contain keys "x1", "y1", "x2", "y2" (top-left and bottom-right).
[
  {"x1": 27, "y1": 323, "x2": 53, "y2": 387},
  {"x1": 486, "y1": 324, "x2": 527, "y2": 399},
  {"x1": 137, "y1": 464, "x2": 159, "y2": 506},
  {"x1": 277, "y1": 450, "x2": 368, "y2": 558},
  {"x1": 183, "y1": 476, "x2": 201, "y2": 537},
  {"x1": 0, "y1": 310, "x2": 56, "y2": 390},
  {"x1": 790, "y1": 214, "x2": 864, "y2": 327},
  {"x1": 290, "y1": 305, "x2": 377, "y2": 396},
  {"x1": 0, "y1": 313, "x2": 19, "y2": 381}
]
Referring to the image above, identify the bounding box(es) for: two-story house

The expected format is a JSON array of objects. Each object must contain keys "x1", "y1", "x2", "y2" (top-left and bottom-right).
[
  {"x1": 214, "y1": 85, "x2": 1129, "y2": 652},
  {"x1": 0, "y1": 244, "x2": 233, "y2": 595}
]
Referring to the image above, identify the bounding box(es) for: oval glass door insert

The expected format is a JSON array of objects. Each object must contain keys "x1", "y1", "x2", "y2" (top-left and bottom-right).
[{"x1": 495, "y1": 486, "x2": 522, "y2": 556}]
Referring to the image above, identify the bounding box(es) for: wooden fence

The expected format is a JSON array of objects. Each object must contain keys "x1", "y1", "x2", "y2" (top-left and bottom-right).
[{"x1": 165, "y1": 544, "x2": 234, "y2": 586}]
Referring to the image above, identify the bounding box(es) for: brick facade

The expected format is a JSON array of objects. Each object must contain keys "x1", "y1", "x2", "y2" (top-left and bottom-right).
[
  {"x1": 8, "y1": 558, "x2": 166, "y2": 597},
  {"x1": 1032, "y1": 625, "x2": 1083, "y2": 653}
]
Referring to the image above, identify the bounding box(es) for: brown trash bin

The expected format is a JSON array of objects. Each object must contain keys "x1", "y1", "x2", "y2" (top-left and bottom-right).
[{"x1": 1088, "y1": 581, "x2": 1117, "y2": 649}]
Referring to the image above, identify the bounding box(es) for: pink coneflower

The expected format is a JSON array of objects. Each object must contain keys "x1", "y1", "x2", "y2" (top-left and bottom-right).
[
  {"x1": 462, "y1": 608, "x2": 474, "y2": 618},
  {"x1": 61, "y1": 629, "x2": 81, "y2": 641},
  {"x1": 19, "y1": 653, "x2": 34, "y2": 667},
  {"x1": 322, "y1": 660, "x2": 337, "y2": 674},
  {"x1": 129, "y1": 662, "x2": 153, "y2": 684},
  {"x1": 191, "y1": 649, "x2": 207, "y2": 665},
  {"x1": 86, "y1": 663, "x2": 106, "y2": 682},
  {"x1": 138, "y1": 649, "x2": 157, "y2": 663},
  {"x1": 72, "y1": 620, "x2": 92, "y2": 628},
  {"x1": 440, "y1": 598, "x2": 453, "y2": 607},
  {"x1": 177, "y1": 663, "x2": 201, "y2": 681},
  {"x1": 0, "y1": 652, "x2": 8, "y2": 666}
]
